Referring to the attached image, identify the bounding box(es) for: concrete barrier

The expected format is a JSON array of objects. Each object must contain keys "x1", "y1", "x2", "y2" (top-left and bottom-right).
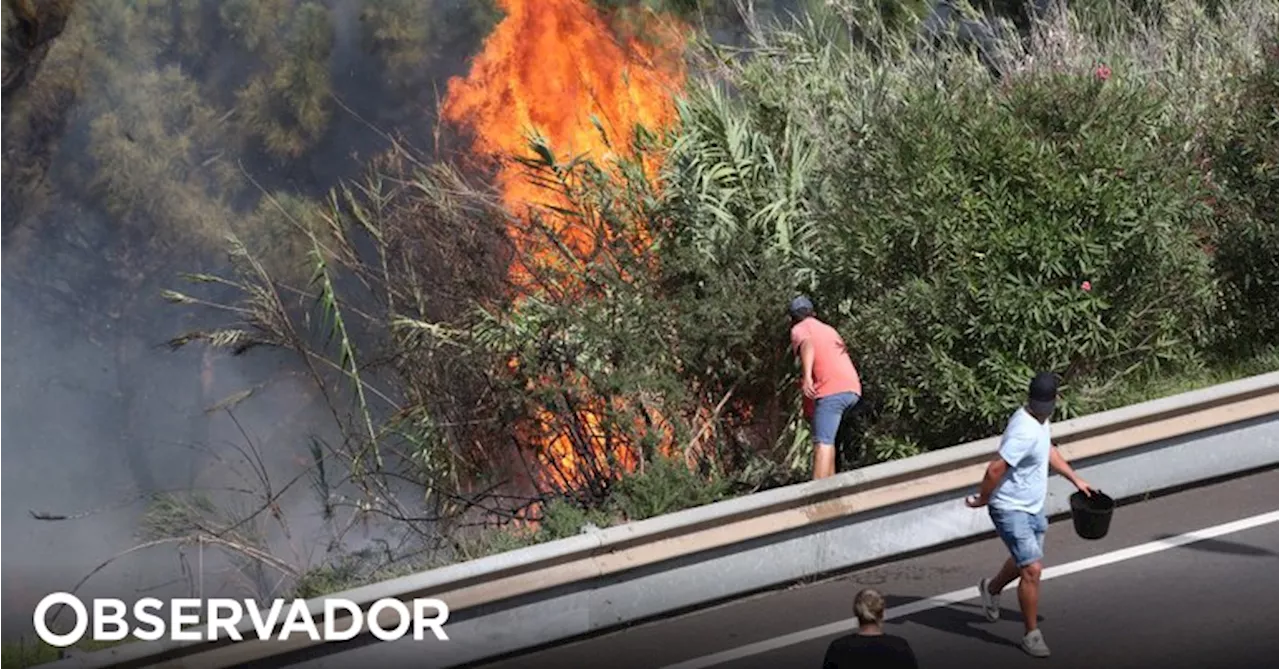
[{"x1": 44, "y1": 373, "x2": 1279, "y2": 669}]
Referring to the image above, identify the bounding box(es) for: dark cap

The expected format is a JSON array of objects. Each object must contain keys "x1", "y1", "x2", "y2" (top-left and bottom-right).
[
  {"x1": 1028, "y1": 372, "x2": 1059, "y2": 417},
  {"x1": 788, "y1": 295, "x2": 814, "y2": 318}
]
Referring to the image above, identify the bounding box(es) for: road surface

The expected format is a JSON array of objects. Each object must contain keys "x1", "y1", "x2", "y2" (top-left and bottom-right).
[{"x1": 469, "y1": 467, "x2": 1279, "y2": 669}]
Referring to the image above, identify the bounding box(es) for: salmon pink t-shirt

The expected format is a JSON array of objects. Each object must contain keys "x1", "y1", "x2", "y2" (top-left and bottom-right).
[{"x1": 791, "y1": 318, "x2": 862, "y2": 399}]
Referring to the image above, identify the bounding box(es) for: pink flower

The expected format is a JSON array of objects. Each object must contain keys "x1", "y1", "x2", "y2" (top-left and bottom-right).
[
  {"x1": 1095, "y1": 65, "x2": 1111, "y2": 81},
  {"x1": 1081, "y1": 280, "x2": 1092, "y2": 292}
]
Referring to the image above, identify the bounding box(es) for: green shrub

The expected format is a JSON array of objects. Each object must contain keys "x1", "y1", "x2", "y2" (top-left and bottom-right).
[
  {"x1": 1205, "y1": 37, "x2": 1278, "y2": 355},
  {"x1": 818, "y1": 67, "x2": 1220, "y2": 446},
  {"x1": 611, "y1": 454, "x2": 732, "y2": 522},
  {"x1": 537, "y1": 499, "x2": 616, "y2": 539},
  {"x1": 452, "y1": 498, "x2": 612, "y2": 563},
  {"x1": 293, "y1": 560, "x2": 365, "y2": 599}
]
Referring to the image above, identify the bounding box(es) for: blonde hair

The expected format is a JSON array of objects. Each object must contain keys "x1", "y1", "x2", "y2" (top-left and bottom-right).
[{"x1": 853, "y1": 588, "x2": 885, "y2": 625}]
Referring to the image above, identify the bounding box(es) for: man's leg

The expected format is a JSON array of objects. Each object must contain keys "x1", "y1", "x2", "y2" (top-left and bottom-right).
[
  {"x1": 812, "y1": 393, "x2": 859, "y2": 479},
  {"x1": 1025, "y1": 512, "x2": 1049, "y2": 628},
  {"x1": 989, "y1": 556, "x2": 1019, "y2": 594},
  {"x1": 980, "y1": 508, "x2": 1051, "y2": 654},
  {"x1": 1016, "y1": 560, "x2": 1043, "y2": 632},
  {"x1": 1015, "y1": 512, "x2": 1050, "y2": 632},
  {"x1": 812, "y1": 444, "x2": 837, "y2": 479},
  {"x1": 980, "y1": 508, "x2": 1021, "y2": 622},
  {"x1": 832, "y1": 394, "x2": 863, "y2": 472},
  {"x1": 810, "y1": 395, "x2": 842, "y2": 480},
  {"x1": 1011, "y1": 513, "x2": 1051, "y2": 656},
  {"x1": 981, "y1": 557, "x2": 1042, "y2": 629}
]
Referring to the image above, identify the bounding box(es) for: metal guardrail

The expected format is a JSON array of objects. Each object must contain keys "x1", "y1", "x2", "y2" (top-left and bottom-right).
[{"x1": 44, "y1": 372, "x2": 1280, "y2": 669}]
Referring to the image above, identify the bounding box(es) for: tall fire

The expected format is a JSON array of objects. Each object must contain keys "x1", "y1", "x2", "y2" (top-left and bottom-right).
[{"x1": 441, "y1": 0, "x2": 687, "y2": 499}]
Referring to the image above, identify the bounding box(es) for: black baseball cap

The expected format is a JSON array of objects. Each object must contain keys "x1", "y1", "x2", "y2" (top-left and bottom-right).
[{"x1": 1028, "y1": 372, "x2": 1059, "y2": 416}]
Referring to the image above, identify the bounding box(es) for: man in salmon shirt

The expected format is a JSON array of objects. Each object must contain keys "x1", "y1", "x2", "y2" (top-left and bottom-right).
[{"x1": 788, "y1": 296, "x2": 863, "y2": 479}]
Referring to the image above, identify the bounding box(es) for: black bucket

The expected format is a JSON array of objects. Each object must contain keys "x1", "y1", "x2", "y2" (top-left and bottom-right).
[{"x1": 1069, "y1": 490, "x2": 1115, "y2": 540}]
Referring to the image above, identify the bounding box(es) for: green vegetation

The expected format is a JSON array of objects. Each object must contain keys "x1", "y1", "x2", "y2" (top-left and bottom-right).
[
  {"x1": 818, "y1": 61, "x2": 1223, "y2": 445},
  {"x1": 1204, "y1": 40, "x2": 1279, "y2": 355},
  {"x1": 159, "y1": 0, "x2": 1276, "y2": 596}
]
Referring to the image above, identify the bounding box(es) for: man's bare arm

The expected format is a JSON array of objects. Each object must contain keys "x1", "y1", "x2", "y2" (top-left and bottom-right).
[
  {"x1": 968, "y1": 457, "x2": 1008, "y2": 507},
  {"x1": 800, "y1": 340, "x2": 816, "y2": 397},
  {"x1": 1049, "y1": 445, "x2": 1092, "y2": 494}
]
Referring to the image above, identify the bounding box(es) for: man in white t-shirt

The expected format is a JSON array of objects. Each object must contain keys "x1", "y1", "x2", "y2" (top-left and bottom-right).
[{"x1": 966, "y1": 372, "x2": 1093, "y2": 658}]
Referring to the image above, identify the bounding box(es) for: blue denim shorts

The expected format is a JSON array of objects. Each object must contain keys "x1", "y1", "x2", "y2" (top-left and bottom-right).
[
  {"x1": 811, "y1": 391, "x2": 860, "y2": 445},
  {"x1": 989, "y1": 506, "x2": 1048, "y2": 567}
]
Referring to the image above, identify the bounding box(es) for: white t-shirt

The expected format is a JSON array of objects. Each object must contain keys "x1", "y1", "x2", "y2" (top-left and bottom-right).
[{"x1": 990, "y1": 407, "x2": 1052, "y2": 514}]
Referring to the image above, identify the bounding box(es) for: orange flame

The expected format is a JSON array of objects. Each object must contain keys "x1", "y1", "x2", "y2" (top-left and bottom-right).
[
  {"x1": 442, "y1": 0, "x2": 686, "y2": 288},
  {"x1": 442, "y1": 0, "x2": 687, "y2": 494}
]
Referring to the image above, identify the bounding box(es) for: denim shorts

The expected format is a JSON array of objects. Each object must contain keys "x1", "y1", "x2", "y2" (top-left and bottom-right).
[
  {"x1": 989, "y1": 506, "x2": 1048, "y2": 567},
  {"x1": 811, "y1": 391, "x2": 860, "y2": 445}
]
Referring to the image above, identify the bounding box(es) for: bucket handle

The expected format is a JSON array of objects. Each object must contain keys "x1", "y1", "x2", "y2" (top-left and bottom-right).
[{"x1": 1074, "y1": 488, "x2": 1115, "y2": 510}]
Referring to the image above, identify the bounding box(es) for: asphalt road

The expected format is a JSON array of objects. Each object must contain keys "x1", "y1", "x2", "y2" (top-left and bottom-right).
[{"x1": 471, "y1": 468, "x2": 1279, "y2": 669}]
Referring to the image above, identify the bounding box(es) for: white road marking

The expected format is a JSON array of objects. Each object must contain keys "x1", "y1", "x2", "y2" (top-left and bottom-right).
[{"x1": 662, "y1": 510, "x2": 1280, "y2": 669}]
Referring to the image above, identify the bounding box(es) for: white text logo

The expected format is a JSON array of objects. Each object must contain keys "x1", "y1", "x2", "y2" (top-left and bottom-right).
[{"x1": 33, "y1": 593, "x2": 450, "y2": 647}]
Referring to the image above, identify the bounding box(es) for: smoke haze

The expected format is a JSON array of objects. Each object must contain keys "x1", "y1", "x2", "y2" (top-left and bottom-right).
[{"x1": 1, "y1": 0, "x2": 796, "y2": 642}]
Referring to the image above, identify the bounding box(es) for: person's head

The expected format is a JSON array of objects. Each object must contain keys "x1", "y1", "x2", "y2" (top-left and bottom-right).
[
  {"x1": 1027, "y1": 371, "x2": 1059, "y2": 422},
  {"x1": 853, "y1": 588, "x2": 886, "y2": 628},
  {"x1": 788, "y1": 295, "x2": 815, "y2": 324}
]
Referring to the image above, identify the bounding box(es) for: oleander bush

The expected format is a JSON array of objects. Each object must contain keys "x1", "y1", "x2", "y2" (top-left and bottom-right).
[
  {"x1": 1203, "y1": 37, "x2": 1279, "y2": 356},
  {"x1": 816, "y1": 65, "x2": 1221, "y2": 447}
]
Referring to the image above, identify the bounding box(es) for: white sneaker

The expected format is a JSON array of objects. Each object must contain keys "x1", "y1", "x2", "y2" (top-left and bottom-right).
[
  {"x1": 978, "y1": 577, "x2": 1000, "y2": 622},
  {"x1": 1022, "y1": 629, "x2": 1051, "y2": 658}
]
